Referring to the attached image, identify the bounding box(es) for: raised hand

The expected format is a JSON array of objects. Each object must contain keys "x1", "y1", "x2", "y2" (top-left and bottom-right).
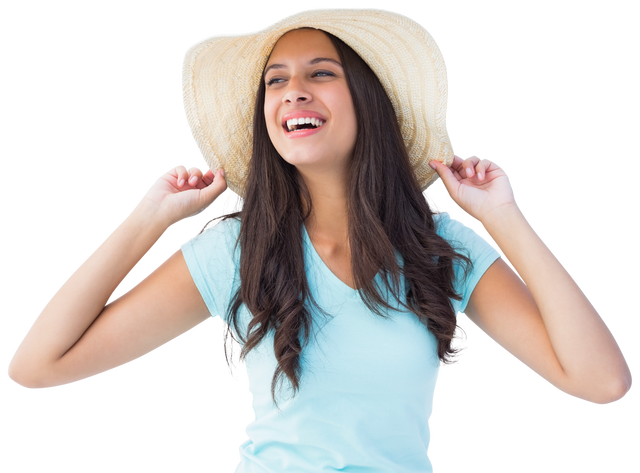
[
  {"x1": 142, "y1": 166, "x2": 227, "y2": 225},
  {"x1": 429, "y1": 155, "x2": 516, "y2": 223}
]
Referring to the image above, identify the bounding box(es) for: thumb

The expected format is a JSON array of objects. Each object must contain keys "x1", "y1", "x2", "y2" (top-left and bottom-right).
[
  {"x1": 200, "y1": 169, "x2": 228, "y2": 204},
  {"x1": 429, "y1": 160, "x2": 459, "y2": 195}
]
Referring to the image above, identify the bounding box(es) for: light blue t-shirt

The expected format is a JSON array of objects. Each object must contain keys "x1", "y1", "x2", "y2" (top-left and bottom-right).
[{"x1": 181, "y1": 213, "x2": 500, "y2": 472}]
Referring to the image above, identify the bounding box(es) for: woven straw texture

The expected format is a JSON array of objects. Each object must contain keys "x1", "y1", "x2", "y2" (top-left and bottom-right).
[{"x1": 183, "y1": 9, "x2": 453, "y2": 197}]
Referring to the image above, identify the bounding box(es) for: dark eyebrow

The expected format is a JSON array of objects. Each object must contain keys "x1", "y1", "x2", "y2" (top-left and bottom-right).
[{"x1": 263, "y1": 57, "x2": 343, "y2": 77}]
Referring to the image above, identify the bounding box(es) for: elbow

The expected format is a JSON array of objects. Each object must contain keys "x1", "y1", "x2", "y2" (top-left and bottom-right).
[
  {"x1": 8, "y1": 360, "x2": 51, "y2": 389},
  {"x1": 611, "y1": 382, "x2": 633, "y2": 404},
  {"x1": 601, "y1": 368, "x2": 632, "y2": 403},
  {"x1": 591, "y1": 381, "x2": 633, "y2": 407},
  {"x1": 8, "y1": 368, "x2": 31, "y2": 388},
  {"x1": 9, "y1": 372, "x2": 51, "y2": 389},
  {"x1": 560, "y1": 367, "x2": 632, "y2": 404},
  {"x1": 8, "y1": 365, "x2": 36, "y2": 389}
]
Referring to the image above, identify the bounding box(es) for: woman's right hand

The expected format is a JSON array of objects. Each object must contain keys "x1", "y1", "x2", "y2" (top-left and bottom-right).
[{"x1": 143, "y1": 166, "x2": 227, "y2": 225}]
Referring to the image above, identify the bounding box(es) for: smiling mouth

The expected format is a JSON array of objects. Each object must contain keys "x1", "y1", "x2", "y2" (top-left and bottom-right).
[
  {"x1": 284, "y1": 117, "x2": 326, "y2": 133},
  {"x1": 287, "y1": 123, "x2": 319, "y2": 133}
]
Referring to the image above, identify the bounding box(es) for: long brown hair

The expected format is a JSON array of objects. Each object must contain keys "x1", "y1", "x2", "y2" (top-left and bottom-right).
[{"x1": 204, "y1": 30, "x2": 472, "y2": 406}]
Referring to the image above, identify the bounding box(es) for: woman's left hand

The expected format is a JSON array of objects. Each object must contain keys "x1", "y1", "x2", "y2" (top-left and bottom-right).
[{"x1": 429, "y1": 155, "x2": 516, "y2": 223}]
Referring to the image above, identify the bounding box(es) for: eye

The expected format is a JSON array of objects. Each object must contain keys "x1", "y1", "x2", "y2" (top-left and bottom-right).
[
  {"x1": 266, "y1": 71, "x2": 336, "y2": 87},
  {"x1": 266, "y1": 77, "x2": 285, "y2": 86},
  {"x1": 312, "y1": 70, "x2": 336, "y2": 78}
]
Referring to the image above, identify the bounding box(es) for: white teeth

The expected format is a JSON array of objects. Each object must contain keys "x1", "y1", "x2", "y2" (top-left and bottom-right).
[{"x1": 285, "y1": 117, "x2": 325, "y2": 132}]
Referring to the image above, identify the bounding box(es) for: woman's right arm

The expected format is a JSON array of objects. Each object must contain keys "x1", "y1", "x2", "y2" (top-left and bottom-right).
[{"x1": 8, "y1": 166, "x2": 227, "y2": 388}]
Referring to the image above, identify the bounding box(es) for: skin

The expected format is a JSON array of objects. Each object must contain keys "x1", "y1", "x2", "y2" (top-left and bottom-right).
[{"x1": 263, "y1": 28, "x2": 357, "y2": 288}]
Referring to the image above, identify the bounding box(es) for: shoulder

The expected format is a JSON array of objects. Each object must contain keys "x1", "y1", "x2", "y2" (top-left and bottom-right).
[
  {"x1": 199, "y1": 216, "x2": 241, "y2": 240},
  {"x1": 433, "y1": 211, "x2": 477, "y2": 235},
  {"x1": 432, "y1": 212, "x2": 500, "y2": 275},
  {"x1": 181, "y1": 216, "x2": 242, "y2": 264},
  {"x1": 433, "y1": 212, "x2": 479, "y2": 248},
  {"x1": 432, "y1": 212, "x2": 501, "y2": 313}
]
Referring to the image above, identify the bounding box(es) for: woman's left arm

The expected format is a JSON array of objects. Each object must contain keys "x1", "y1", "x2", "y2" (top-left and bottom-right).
[{"x1": 430, "y1": 156, "x2": 631, "y2": 404}]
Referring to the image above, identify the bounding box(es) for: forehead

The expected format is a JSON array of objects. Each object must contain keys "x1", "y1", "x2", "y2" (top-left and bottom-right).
[{"x1": 266, "y1": 28, "x2": 340, "y2": 66}]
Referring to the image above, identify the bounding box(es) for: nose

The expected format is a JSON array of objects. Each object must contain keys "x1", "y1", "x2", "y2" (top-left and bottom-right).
[{"x1": 282, "y1": 76, "x2": 312, "y2": 104}]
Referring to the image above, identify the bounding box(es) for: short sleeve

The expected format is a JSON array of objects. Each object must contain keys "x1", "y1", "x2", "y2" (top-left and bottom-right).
[
  {"x1": 434, "y1": 212, "x2": 500, "y2": 314},
  {"x1": 180, "y1": 217, "x2": 241, "y2": 321}
]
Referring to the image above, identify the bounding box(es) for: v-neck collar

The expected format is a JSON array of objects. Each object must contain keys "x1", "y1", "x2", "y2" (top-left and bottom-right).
[{"x1": 302, "y1": 223, "x2": 359, "y2": 297}]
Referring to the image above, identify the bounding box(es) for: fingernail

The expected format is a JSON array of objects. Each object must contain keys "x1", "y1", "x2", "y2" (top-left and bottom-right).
[
  {"x1": 221, "y1": 169, "x2": 225, "y2": 176},
  {"x1": 429, "y1": 161, "x2": 436, "y2": 170},
  {"x1": 189, "y1": 176, "x2": 197, "y2": 185},
  {"x1": 466, "y1": 168, "x2": 473, "y2": 177},
  {"x1": 178, "y1": 178, "x2": 185, "y2": 187}
]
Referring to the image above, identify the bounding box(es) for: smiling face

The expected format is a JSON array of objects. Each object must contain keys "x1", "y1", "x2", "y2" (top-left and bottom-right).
[{"x1": 263, "y1": 28, "x2": 357, "y2": 176}]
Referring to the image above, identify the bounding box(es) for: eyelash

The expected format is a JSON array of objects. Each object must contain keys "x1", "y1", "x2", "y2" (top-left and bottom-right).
[{"x1": 266, "y1": 70, "x2": 336, "y2": 86}]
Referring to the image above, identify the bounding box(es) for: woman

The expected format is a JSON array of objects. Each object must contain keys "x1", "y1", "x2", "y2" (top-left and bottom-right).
[{"x1": 9, "y1": 9, "x2": 631, "y2": 472}]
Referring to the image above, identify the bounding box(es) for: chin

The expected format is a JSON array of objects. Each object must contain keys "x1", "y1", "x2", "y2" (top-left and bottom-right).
[{"x1": 280, "y1": 153, "x2": 322, "y2": 168}]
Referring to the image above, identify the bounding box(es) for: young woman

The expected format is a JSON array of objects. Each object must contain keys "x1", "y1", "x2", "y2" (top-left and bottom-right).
[{"x1": 9, "y1": 9, "x2": 631, "y2": 472}]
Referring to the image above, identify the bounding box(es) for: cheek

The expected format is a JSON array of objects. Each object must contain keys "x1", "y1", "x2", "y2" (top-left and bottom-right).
[
  {"x1": 263, "y1": 98, "x2": 272, "y2": 118},
  {"x1": 263, "y1": 97, "x2": 279, "y2": 138},
  {"x1": 340, "y1": 99, "x2": 358, "y2": 143},
  {"x1": 335, "y1": 88, "x2": 357, "y2": 131}
]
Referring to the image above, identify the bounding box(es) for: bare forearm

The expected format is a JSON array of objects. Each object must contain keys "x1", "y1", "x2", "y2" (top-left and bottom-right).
[
  {"x1": 481, "y1": 204, "x2": 631, "y2": 400},
  {"x1": 10, "y1": 199, "x2": 170, "y2": 377}
]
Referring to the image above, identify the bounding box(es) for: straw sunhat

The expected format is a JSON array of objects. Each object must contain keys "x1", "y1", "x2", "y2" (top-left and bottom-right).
[{"x1": 183, "y1": 9, "x2": 453, "y2": 197}]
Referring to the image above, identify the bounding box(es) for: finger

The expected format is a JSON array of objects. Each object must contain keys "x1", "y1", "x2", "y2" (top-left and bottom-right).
[
  {"x1": 200, "y1": 169, "x2": 215, "y2": 187},
  {"x1": 463, "y1": 153, "x2": 484, "y2": 179},
  {"x1": 478, "y1": 158, "x2": 491, "y2": 181},
  {"x1": 451, "y1": 155, "x2": 465, "y2": 169},
  {"x1": 187, "y1": 167, "x2": 203, "y2": 187},
  {"x1": 195, "y1": 168, "x2": 220, "y2": 189},
  {"x1": 467, "y1": 159, "x2": 486, "y2": 179},
  {"x1": 476, "y1": 159, "x2": 489, "y2": 181},
  {"x1": 172, "y1": 165, "x2": 189, "y2": 188},
  {"x1": 449, "y1": 155, "x2": 477, "y2": 177},
  {"x1": 461, "y1": 154, "x2": 478, "y2": 178}
]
